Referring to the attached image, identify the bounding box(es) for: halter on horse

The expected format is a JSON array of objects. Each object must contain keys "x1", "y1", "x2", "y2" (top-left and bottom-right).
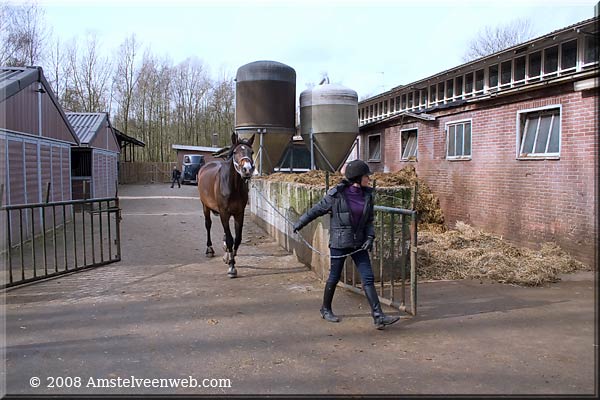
[{"x1": 198, "y1": 133, "x2": 255, "y2": 278}]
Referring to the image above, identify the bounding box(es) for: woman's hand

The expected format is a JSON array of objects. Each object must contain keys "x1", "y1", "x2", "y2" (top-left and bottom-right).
[{"x1": 361, "y1": 237, "x2": 374, "y2": 251}]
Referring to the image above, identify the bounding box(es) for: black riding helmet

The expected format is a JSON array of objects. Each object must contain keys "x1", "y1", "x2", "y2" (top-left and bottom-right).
[{"x1": 345, "y1": 159, "x2": 372, "y2": 183}]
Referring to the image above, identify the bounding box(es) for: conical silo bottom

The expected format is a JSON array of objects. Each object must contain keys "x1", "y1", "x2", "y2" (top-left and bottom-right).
[
  {"x1": 301, "y1": 132, "x2": 358, "y2": 172},
  {"x1": 237, "y1": 130, "x2": 294, "y2": 174}
]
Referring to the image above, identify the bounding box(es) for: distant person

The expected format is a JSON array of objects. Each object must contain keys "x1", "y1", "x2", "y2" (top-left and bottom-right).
[
  {"x1": 293, "y1": 159, "x2": 400, "y2": 330},
  {"x1": 171, "y1": 165, "x2": 181, "y2": 188}
]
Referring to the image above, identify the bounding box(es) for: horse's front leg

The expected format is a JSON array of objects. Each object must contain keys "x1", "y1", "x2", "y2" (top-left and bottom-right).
[
  {"x1": 233, "y1": 212, "x2": 244, "y2": 258},
  {"x1": 220, "y1": 214, "x2": 236, "y2": 278},
  {"x1": 203, "y1": 206, "x2": 214, "y2": 257}
]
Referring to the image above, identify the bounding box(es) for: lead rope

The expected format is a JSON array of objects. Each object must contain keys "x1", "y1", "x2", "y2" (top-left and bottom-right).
[{"x1": 250, "y1": 182, "x2": 364, "y2": 259}]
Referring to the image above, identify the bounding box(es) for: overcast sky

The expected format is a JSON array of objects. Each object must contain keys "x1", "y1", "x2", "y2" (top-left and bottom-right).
[{"x1": 39, "y1": 0, "x2": 597, "y2": 100}]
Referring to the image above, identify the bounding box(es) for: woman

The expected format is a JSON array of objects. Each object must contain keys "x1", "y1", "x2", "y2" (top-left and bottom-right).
[{"x1": 293, "y1": 159, "x2": 400, "y2": 330}]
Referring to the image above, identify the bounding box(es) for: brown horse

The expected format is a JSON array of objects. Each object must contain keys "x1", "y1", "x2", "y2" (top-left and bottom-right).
[{"x1": 198, "y1": 132, "x2": 255, "y2": 278}]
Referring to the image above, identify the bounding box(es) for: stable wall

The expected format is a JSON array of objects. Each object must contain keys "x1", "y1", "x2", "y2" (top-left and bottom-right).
[{"x1": 361, "y1": 83, "x2": 597, "y2": 267}]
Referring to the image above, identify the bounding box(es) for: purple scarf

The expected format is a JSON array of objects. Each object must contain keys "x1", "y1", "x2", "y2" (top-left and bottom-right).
[{"x1": 345, "y1": 185, "x2": 365, "y2": 227}]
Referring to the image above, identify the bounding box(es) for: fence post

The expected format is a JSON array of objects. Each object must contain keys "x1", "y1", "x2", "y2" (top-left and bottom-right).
[{"x1": 45, "y1": 182, "x2": 51, "y2": 203}]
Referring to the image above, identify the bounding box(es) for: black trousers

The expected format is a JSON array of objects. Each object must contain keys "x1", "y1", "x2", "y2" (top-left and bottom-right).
[{"x1": 171, "y1": 178, "x2": 180, "y2": 188}]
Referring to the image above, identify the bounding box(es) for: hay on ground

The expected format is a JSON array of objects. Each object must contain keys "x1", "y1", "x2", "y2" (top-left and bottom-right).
[{"x1": 418, "y1": 221, "x2": 590, "y2": 286}]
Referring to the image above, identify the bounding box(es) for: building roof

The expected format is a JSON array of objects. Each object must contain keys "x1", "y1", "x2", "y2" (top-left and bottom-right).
[
  {"x1": 172, "y1": 144, "x2": 222, "y2": 152},
  {"x1": 0, "y1": 66, "x2": 80, "y2": 145},
  {"x1": 0, "y1": 67, "x2": 39, "y2": 99},
  {"x1": 66, "y1": 112, "x2": 107, "y2": 144},
  {"x1": 114, "y1": 128, "x2": 145, "y2": 147},
  {"x1": 361, "y1": 16, "x2": 599, "y2": 104}
]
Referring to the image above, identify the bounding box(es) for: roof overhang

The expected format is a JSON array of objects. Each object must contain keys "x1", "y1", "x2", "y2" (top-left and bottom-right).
[{"x1": 114, "y1": 128, "x2": 145, "y2": 147}]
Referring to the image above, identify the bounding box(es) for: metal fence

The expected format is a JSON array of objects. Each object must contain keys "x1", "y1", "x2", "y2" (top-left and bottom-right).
[
  {"x1": 338, "y1": 205, "x2": 418, "y2": 316},
  {"x1": 1, "y1": 197, "x2": 121, "y2": 289}
]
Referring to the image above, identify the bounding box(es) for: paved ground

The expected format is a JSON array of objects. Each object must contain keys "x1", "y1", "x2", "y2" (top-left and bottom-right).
[{"x1": 1, "y1": 183, "x2": 597, "y2": 396}]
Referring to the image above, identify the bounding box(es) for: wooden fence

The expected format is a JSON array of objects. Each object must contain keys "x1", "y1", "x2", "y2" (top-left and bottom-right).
[{"x1": 119, "y1": 162, "x2": 177, "y2": 184}]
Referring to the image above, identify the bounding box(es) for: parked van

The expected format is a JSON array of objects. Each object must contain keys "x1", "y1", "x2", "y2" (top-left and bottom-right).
[{"x1": 181, "y1": 154, "x2": 205, "y2": 184}]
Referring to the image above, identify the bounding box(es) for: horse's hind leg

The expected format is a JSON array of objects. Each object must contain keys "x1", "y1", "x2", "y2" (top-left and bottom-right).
[
  {"x1": 220, "y1": 213, "x2": 236, "y2": 278},
  {"x1": 203, "y1": 205, "x2": 215, "y2": 257}
]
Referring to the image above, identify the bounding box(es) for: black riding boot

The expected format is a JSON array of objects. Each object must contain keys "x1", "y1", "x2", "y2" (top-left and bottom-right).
[
  {"x1": 320, "y1": 282, "x2": 340, "y2": 323},
  {"x1": 364, "y1": 284, "x2": 400, "y2": 330}
]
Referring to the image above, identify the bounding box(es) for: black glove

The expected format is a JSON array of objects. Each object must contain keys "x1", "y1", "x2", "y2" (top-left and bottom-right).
[
  {"x1": 293, "y1": 221, "x2": 303, "y2": 234},
  {"x1": 361, "y1": 237, "x2": 374, "y2": 252}
]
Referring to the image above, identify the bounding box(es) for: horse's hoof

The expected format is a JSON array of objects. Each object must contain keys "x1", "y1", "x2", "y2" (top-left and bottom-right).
[{"x1": 228, "y1": 269, "x2": 237, "y2": 278}]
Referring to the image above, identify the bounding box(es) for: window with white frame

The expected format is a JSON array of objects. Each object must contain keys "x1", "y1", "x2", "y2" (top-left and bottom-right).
[
  {"x1": 446, "y1": 120, "x2": 472, "y2": 159},
  {"x1": 543, "y1": 45, "x2": 559, "y2": 77},
  {"x1": 583, "y1": 35, "x2": 598, "y2": 66},
  {"x1": 368, "y1": 134, "x2": 381, "y2": 162},
  {"x1": 514, "y1": 56, "x2": 526, "y2": 85},
  {"x1": 474, "y1": 69, "x2": 484, "y2": 94},
  {"x1": 437, "y1": 82, "x2": 445, "y2": 103},
  {"x1": 517, "y1": 107, "x2": 560, "y2": 158},
  {"x1": 429, "y1": 84, "x2": 437, "y2": 103},
  {"x1": 455, "y1": 76, "x2": 463, "y2": 98},
  {"x1": 488, "y1": 64, "x2": 499, "y2": 90},
  {"x1": 500, "y1": 60, "x2": 512, "y2": 88},
  {"x1": 465, "y1": 72, "x2": 474, "y2": 96},
  {"x1": 401, "y1": 129, "x2": 418, "y2": 161},
  {"x1": 528, "y1": 51, "x2": 542, "y2": 81},
  {"x1": 561, "y1": 39, "x2": 577, "y2": 71}
]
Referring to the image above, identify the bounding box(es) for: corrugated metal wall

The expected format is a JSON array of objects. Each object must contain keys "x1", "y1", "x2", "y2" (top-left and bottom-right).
[
  {"x1": 92, "y1": 150, "x2": 118, "y2": 198},
  {"x1": 1, "y1": 131, "x2": 71, "y2": 245},
  {"x1": 90, "y1": 123, "x2": 120, "y2": 153},
  {"x1": 1, "y1": 81, "x2": 76, "y2": 144}
]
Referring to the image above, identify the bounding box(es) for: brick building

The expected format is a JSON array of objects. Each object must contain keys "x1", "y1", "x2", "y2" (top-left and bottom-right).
[{"x1": 357, "y1": 17, "x2": 598, "y2": 267}]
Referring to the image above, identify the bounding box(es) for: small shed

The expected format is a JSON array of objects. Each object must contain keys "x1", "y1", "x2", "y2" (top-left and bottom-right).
[
  {"x1": 1, "y1": 66, "x2": 80, "y2": 244},
  {"x1": 172, "y1": 144, "x2": 222, "y2": 169},
  {"x1": 66, "y1": 113, "x2": 120, "y2": 199},
  {"x1": 114, "y1": 128, "x2": 145, "y2": 163}
]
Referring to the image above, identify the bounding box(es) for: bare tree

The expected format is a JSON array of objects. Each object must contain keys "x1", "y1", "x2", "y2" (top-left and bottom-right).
[
  {"x1": 0, "y1": 1, "x2": 49, "y2": 66},
  {"x1": 46, "y1": 35, "x2": 72, "y2": 100},
  {"x1": 63, "y1": 34, "x2": 113, "y2": 112},
  {"x1": 463, "y1": 18, "x2": 536, "y2": 62},
  {"x1": 113, "y1": 34, "x2": 140, "y2": 135}
]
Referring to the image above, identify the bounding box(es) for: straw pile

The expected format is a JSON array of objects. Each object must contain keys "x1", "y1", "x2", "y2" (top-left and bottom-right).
[
  {"x1": 418, "y1": 222, "x2": 589, "y2": 286},
  {"x1": 261, "y1": 169, "x2": 588, "y2": 286},
  {"x1": 260, "y1": 165, "x2": 444, "y2": 226}
]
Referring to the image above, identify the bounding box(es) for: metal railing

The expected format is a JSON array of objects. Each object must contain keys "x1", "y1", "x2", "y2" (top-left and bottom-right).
[
  {"x1": 1, "y1": 196, "x2": 121, "y2": 289},
  {"x1": 338, "y1": 205, "x2": 418, "y2": 316},
  {"x1": 322, "y1": 173, "x2": 418, "y2": 315}
]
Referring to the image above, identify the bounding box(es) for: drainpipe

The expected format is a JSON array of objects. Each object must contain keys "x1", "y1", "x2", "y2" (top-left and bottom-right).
[{"x1": 35, "y1": 82, "x2": 45, "y2": 136}]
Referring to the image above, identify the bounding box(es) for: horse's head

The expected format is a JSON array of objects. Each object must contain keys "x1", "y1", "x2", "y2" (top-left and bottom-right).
[{"x1": 231, "y1": 132, "x2": 255, "y2": 180}]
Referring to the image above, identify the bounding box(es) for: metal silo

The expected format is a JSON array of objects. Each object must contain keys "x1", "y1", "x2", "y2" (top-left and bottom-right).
[
  {"x1": 235, "y1": 60, "x2": 296, "y2": 174},
  {"x1": 300, "y1": 82, "x2": 358, "y2": 172}
]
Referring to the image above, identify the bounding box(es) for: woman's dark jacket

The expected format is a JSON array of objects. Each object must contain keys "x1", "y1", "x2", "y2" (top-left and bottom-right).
[{"x1": 296, "y1": 181, "x2": 375, "y2": 249}]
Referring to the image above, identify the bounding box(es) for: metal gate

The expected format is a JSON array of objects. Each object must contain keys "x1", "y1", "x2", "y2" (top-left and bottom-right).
[
  {"x1": 1, "y1": 196, "x2": 121, "y2": 289},
  {"x1": 338, "y1": 205, "x2": 418, "y2": 316}
]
